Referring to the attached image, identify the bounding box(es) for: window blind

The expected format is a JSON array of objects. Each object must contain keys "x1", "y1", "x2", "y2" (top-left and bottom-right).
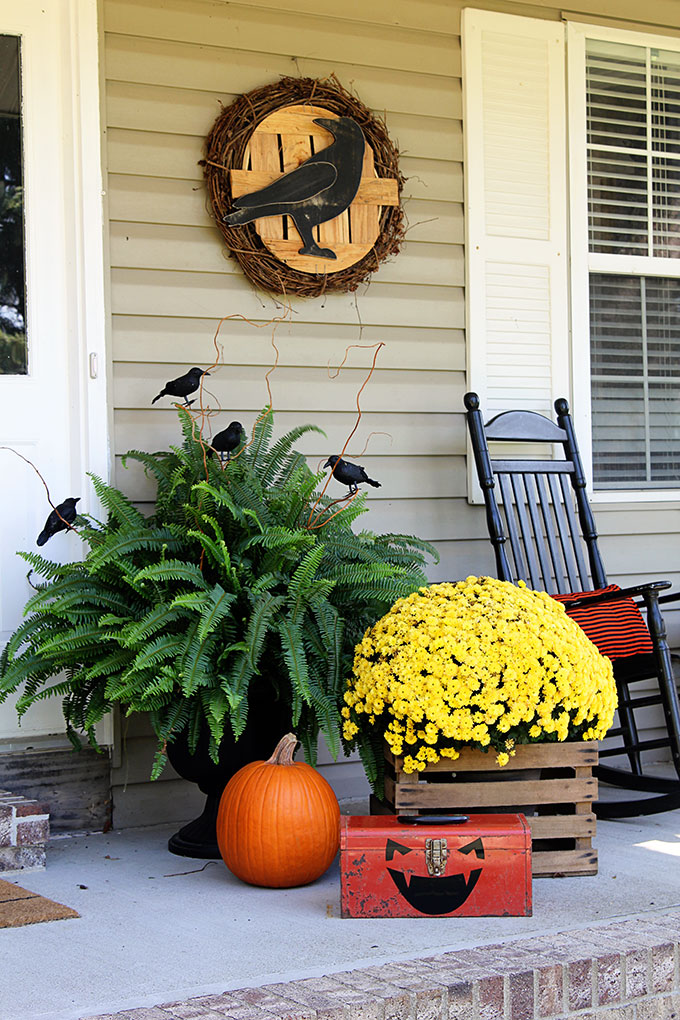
[
  {"x1": 590, "y1": 273, "x2": 680, "y2": 487},
  {"x1": 586, "y1": 36, "x2": 680, "y2": 490},
  {"x1": 586, "y1": 40, "x2": 680, "y2": 258}
]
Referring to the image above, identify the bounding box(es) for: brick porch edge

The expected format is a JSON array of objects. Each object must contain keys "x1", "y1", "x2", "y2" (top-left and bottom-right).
[
  {"x1": 0, "y1": 788, "x2": 49, "y2": 872},
  {"x1": 82, "y1": 909, "x2": 680, "y2": 1020}
]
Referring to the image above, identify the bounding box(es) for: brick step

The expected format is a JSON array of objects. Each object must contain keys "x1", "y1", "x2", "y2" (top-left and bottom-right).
[{"x1": 0, "y1": 789, "x2": 50, "y2": 873}]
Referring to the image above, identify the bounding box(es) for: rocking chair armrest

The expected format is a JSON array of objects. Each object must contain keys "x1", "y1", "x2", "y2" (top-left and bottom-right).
[
  {"x1": 562, "y1": 580, "x2": 671, "y2": 610},
  {"x1": 658, "y1": 590, "x2": 680, "y2": 605}
]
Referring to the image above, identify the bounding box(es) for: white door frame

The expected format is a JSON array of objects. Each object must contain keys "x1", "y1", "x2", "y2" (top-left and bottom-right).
[
  {"x1": 56, "y1": 0, "x2": 110, "y2": 491},
  {"x1": 0, "y1": 0, "x2": 110, "y2": 746}
]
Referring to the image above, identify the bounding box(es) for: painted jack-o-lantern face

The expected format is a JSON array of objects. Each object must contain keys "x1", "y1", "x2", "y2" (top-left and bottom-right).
[{"x1": 385, "y1": 836, "x2": 485, "y2": 915}]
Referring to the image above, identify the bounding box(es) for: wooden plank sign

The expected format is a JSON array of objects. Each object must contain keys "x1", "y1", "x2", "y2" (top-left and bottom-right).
[{"x1": 230, "y1": 104, "x2": 399, "y2": 275}]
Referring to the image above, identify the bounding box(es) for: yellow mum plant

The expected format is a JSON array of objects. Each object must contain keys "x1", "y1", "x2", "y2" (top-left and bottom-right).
[{"x1": 342, "y1": 576, "x2": 617, "y2": 787}]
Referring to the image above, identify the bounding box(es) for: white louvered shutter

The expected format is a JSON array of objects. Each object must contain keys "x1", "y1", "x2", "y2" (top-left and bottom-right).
[{"x1": 462, "y1": 11, "x2": 569, "y2": 435}]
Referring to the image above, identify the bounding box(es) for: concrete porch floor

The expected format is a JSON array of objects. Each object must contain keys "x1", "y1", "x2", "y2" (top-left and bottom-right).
[{"x1": 2, "y1": 797, "x2": 680, "y2": 1020}]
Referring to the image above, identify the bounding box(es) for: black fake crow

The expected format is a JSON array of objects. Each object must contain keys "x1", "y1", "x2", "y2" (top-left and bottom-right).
[
  {"x1": 224, "y1": 117, "x2": 365, "y2": 260},
  {"x1": 37, "y1": 497, "x2": 80, "y2": 546},
  {"x1": 211, "y1": 421, "x2": 244, "y2": 463},
  {"x1": 323, "y1": 455, "x2": 381, "y2": 495},
  {"x1": 152, "y1": 367, "x2": 209, "y2": 407}
]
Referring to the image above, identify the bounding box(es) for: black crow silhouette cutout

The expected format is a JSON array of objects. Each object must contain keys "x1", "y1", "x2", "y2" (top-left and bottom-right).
[{"x1": 225, "y1": 117, "x2": 365, "y2": 260}]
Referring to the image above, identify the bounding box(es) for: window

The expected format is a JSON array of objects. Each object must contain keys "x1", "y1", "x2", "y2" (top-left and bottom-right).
[
  {"x1": 0, "y1": 34, "x2": 27, "y2": 375},
  {"x1": 463, "y1": 12, "x2": 680, "y2": 500},
  {"x1": 589, "y1": 274, "x2": 680, "y2": 487},
  {"x1": 587, "y1": 41, "x2": 680, "y2": 259},
  {"x1": 577, "y1": 29, "x2": 680, "y2": 493}
]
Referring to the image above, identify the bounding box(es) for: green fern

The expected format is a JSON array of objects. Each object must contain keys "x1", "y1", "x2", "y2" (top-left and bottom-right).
[
  {"x1": 0, "y1": 406, "x2": 437, "y2": 782},
  {"x1": 246, "y1": 407, "x2": 274, "y2": 466},
  {"x1": 120, "y1": 604, "x2": 187, "y2": 646},
  {"x1": 134, "y1": 560, "x2": 208, "y2": 589},
  {"x1": 17, "y1": 550, "x2": 76, "y2": 581},
  {"x1": 259, "y1": 423, "x2": 326, "y2": 486},
  {"x1": 88, "y1": 473, "x2": 146, "y2": 531}
]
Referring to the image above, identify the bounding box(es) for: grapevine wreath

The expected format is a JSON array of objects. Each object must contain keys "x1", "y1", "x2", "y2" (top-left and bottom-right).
[{"x1": 201, "y1": 75, "x2": 405, "y2": 297}]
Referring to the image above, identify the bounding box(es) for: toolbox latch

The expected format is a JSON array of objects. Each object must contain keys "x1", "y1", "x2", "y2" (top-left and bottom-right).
[{"x1": 425, "y1": 837, "x2": 449, "y2": 876}]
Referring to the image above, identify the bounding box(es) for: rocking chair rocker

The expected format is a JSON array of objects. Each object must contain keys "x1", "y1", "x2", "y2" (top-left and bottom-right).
[{"x1": 464, "y1": 391, "x2": 680, "y2": 818}]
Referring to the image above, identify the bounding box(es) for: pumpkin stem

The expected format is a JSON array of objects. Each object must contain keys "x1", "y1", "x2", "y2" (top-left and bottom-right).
[{"x1": 266, "y1": 732, "x2": 299, "y2": 765}]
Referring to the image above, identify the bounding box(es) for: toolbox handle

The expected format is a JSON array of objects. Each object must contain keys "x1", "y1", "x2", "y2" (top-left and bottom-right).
[{"x1": 397, "y1": 814, "x2": 469, "y2": 825}]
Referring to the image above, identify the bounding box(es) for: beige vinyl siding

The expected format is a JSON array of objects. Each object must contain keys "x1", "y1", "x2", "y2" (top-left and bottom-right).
[
  {"x1": 104, "y1": 0, "x2": 466, "y2": 592},
  {"x1": 102, "y1": 0, "x2": 680, "y2": 822}
]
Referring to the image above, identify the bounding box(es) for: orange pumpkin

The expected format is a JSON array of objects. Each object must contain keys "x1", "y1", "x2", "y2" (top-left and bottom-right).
[{"x1": 216, "y1": 732, "x2": 340, "y2": 888}]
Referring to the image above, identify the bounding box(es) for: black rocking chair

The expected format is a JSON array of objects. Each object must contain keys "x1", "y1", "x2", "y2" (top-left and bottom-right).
[{"x1": 464, "y1": 391, "x2": 680, "y2": 818}]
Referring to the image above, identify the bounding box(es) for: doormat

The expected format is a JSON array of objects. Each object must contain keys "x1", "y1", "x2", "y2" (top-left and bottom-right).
[{"x1": 0, "y1": 878, "x2": 79, "y2": 928}]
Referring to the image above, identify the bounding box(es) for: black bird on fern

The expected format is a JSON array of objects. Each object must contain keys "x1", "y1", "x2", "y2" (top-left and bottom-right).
[
  {"x1": 152, "y1": 367, "x2": 209, "y2": 407},
  {"x1": 37, "y1": 497, "x2": 80, "y2": 546},
  {"x1": 211, "y1": 421, "x2": 244, "y2": 464},
  {"x1": 224, "y1": 117, "x2": 365, "y2": 261},
  {"x1": 323, "y1": 455, "x2": 381, "y2": 495}
]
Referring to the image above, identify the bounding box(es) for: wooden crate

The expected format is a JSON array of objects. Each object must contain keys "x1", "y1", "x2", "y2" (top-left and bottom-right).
[{"x1": 371, "y1": 741, "x2": 598, "y2": 877}]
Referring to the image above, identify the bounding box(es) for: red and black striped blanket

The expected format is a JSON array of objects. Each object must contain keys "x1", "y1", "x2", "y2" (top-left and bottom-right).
[{"x1": 551, "y1": 584, "x2": 653, "y2": 661}]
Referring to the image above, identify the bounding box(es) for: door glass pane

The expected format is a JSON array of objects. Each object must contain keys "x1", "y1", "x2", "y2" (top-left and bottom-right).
[{"x1": 0, "y1": 35, "x2": 27, "y2": 375}]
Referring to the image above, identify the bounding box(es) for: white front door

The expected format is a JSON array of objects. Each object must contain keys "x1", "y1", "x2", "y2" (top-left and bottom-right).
[{"x1": 0, "y1": 0, "x2": 108, "y2": 743}]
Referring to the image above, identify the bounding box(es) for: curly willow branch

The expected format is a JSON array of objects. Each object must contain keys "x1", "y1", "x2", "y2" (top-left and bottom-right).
[
  {"x1": 175, "y1": 307, "x2": 290, "y2": 569},
  {"x1": 0, "y1": 446, "x2": 77, "y2": 534},
  {"x1": 179, "y1": 305, "x2": 292, "y2": 485},
  {"x1": 352, "y1": 431, "x2": 393, "y2": 458},
  {"x1": 306, "y1": 341, "x2": 384, "y2": 530},
  {"x1": 306, "y1": 490, "x2": 360, "y2": 531}
]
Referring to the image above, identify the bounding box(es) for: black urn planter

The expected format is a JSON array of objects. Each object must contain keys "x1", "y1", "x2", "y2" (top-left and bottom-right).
[{"x1": 166, "y1": 686, "x2": 291, "y2": 859}]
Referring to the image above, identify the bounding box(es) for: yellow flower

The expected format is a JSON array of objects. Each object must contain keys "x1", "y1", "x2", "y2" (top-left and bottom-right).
[{"x1": 342, "y1": 576, "x2": 617, "y2": 772}]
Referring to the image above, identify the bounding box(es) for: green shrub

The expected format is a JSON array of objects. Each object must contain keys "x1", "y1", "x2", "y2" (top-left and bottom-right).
[{"x1": 0, "y1": 409, "x2": 436, "y2": 781}]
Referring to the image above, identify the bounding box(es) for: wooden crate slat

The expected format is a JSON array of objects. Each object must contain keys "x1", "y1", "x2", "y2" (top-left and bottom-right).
[
  {"x1": 280, "y1": 132, "x2": 312, "y2": 172},
  {"x1": 527, "y1": 814, "x2": 596, "y2": 839},
  {"x1": 384, "y1": 741, "x2": 597, "y2": 771},
  {"x1": 248, "y1": 104, "x2": 335, "y2": 137},
  {"x1": 394, "y1": 776, "x2": 596, "y2": 810},
  {"x1": 258, "y1": 239, "x2": 374, "y2": 273},
  {"x1": 231, "y1": 170, "x2": 398, "y2": 206},
  {"x1": 350, "y1": 145, "x2": 380, "y2": 245},
  {"x1": 354, "y1": 176, "x2": 398, "y2": 206},
  {"x1": 532, "y1": 848, "x2": 598, "y2": 876},
  {"x1": 318, "y1": 209, "x2": 351, "y2": 247},
  {"x1": 245, "y1": 132, "x2": 284, "y2": 241}
]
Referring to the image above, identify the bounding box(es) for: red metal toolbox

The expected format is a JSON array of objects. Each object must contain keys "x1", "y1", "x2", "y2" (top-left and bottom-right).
[{"x1": 340, "y1": 814, "x2": 531, "y2": 918}]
